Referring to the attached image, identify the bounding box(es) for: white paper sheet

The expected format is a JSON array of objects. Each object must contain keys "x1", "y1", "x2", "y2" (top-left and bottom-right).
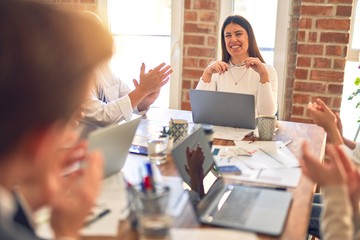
[
  {"x1": 213, "y1": 141, "x2": 301, "y2": 188},
  {"x1": 170, "y1": 228, "x2": 259, "y2": 240},
  {"x1": 212, "y1": 125, "x2": 254, "y2": 141}
]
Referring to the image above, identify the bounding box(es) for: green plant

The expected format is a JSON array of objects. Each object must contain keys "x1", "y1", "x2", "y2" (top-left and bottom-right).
[{"x1": 348, "y1": 65, "x2": 360, "y2": 109}]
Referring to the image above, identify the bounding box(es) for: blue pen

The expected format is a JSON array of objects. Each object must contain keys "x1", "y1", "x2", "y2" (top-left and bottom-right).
[
  {"x1": 84, "y1": 208, "x2": 111, "y2": 227},
  {"x1": 145, "y1": 162, "x2": 156, "y2": 193}
]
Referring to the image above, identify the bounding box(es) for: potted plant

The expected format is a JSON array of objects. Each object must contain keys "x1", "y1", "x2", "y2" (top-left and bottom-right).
[{"x1": 348, "y1": 64, "x2": 360, "y2": 117}]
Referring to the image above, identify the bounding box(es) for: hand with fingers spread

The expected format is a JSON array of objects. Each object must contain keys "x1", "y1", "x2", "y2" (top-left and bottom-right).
[{"x1": 185, "y1": 146, "x2": 205, "y2": 198}]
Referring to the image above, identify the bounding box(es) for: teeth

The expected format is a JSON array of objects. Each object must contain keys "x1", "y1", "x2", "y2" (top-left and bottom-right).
[{"x1": 231, "y1": 46, "x2": 240, "y2": 49}]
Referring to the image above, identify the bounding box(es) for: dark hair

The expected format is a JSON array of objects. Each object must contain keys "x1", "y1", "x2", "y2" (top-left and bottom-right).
[
  {"x1": 0, "y1": 0, "x2": 113, "y2": 157},
  {"x1": 220, "y1": 15, "x2": 265, "y2": 63}
]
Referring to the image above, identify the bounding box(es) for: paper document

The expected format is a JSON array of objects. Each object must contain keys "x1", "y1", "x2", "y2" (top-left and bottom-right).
[
  {"x1": 212, "y1": 125, "x2": 254, "y2": 141},
  {"x1": 159, "y1": 176, "x2": 189, "y2": 217},
  {"x1": 213, "y1": 141, "x2": 301, "y2": 188},
  {"x1": 214, "y1": 141, "x2": 299, "y2": 170},
  {"x1": 170, "y1": 228, "x2": 258, "y2": 240}
]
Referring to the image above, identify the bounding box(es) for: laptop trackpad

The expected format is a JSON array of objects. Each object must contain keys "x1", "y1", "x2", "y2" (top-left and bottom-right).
[{"x1": 245, "y1": 190, "x2": 292, "y2": 235}]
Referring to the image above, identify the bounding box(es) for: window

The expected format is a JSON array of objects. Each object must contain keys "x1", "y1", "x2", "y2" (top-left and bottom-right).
[
  {"x1": 104, "y1": 0, "x2": 182, "y2": 108},
  {"x1": 233, "y1": 0, "x2": 278, "y2": 65},
  {"x1": 342, "y1": 0, "x2": 360, "y2": 140}
]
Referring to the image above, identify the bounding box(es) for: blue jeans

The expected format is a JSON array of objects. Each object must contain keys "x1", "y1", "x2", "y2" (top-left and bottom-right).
[{"x1": 308, "y1": 193, "x2": 322, "y2": 238}]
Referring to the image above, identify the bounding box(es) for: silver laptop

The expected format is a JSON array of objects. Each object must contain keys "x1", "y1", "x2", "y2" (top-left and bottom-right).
[
  {"x1": 88, "y1": 116, "x2": 141, "y2": 178},
  {"x1": 189, "y1": 89, "x2": 256, "y2": 129},
  {"x1": 171, "y1": 128, "x2": 292, "y2": 236}
]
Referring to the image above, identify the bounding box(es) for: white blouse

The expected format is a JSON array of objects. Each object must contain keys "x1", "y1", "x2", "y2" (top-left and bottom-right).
[{"x1": 196, "y1": 64, "x2": 278, "y2": 117}]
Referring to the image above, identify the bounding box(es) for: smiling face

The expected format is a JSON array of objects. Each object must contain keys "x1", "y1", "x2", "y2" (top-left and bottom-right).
[{"x1": 224, "y1": 23, "x2": 249, "y2": 63}]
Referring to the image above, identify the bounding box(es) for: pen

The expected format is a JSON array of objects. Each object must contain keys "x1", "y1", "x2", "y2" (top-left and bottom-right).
[
  {"x1": 84, "y1": 208, "x2": 111, "y2": 227},
  {"x1": 145, "y1": 162, "x2": 156, "y2": 193},
  {"x1": 279, "y1": 139, "x2": 292, "y2": 148}
]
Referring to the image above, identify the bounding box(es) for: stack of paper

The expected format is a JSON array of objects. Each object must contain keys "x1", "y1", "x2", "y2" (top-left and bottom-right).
[{"x1": 213, "y1": 141, "x2": 301, "y2": 188}]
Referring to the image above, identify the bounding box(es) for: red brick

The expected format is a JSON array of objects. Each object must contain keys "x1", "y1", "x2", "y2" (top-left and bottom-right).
[
  {"x1": 199, "y1": 12, "x2": 217, "y2": 22},
  {"x1": 308, "y1": 32, "x2": 318, "y2": 42},
  {"x1": 184, "y1": 35, "x2": 205, "y2": 45},
  {"x1": 313, "y1": 58, "x2": 332, "y2": 68},
  {"x1": 336, "y1": 5, "x2": 352, "y2": 16},
  {"x1": 292, "y1": 105, "x2": 305, "y2": 115},
  {"x1": 300, "y1": 5, "x2": 333, "y2": 16},
  {"x1": 320, "y1": 32, "x2": 349, "y2": 44},
  {"x1": 326, "y1": 45, "x2": 347, "y2": 56},
  {"x1": 187, "y1": 47, "x2": 216, "y2": 58},
  {"x1": 293, "y1": 93, "x2": 310, "y2": 104},
  {"x1": 185, "y1": 0, "x2": 191, "y2": 9},
  {"x1": 299, "y1": 18, "x2": 312, "y2": 28},
  {"x1": 184, "y1": 11, "x2": 197, "y2": 21},
  {"x1": 298, "y1": 44, "x2": 323, "y2": 55},
  {"x1": 290, "y1": 18, "x2": 300, "y2": 28},
  {"x1": 297, "y1": 56, "x2": 311, "y2": 67},
  {"x1": 207, "y1": 36, "x2": 217, "y2": 46},
  {"x1": 310, "y1": 70, "x2": 344, "y2": 82},
  {"x1": 295, "y1": 69, "x2": 308, "y2": 79},
  {"x1": 193, "y1": 0, "x2": 218, "y2": 10},
  {"x1": 302, "y1": 0, "x2": 325, "y2": 2},
  {"x1": 333, "y1": 58, "x2": 346, "y2": 69},
  {"x1": 182, "y1": 69, "x2": 203, "y2": 79},
  {"x1": 298, "y1": 31, "x2": 306, "y2": 41},
  {"x1": 199, "y1": 59, "x2": 211, "y2": 68},
  {"x1": 332, "y1": 97, "x2": 342, "y2": 108},
  {"x1": 184, "y1": 23, "x2": 214, "y2": 34},
  {"x1": 327, "y1": 84, "x2": 344, "y2": 94},
  {"x1": 328, "y1": 0, "x2": 353, "y2": 3},
  {"x1": 316, "y1": 19, "x2": 351, "y2": 30},
  {"x1": 183, "y1": 58, "x2": 199, "y2": 68},
  {"x1": 294, "y1": 81, "x2": 326, "y2": 92},
  {"x1": 181, "y1": 101, "x2": 191, "y2": 111},
  {"x1": 182, "y1": 80, "x2": 191, "y2": 89}
]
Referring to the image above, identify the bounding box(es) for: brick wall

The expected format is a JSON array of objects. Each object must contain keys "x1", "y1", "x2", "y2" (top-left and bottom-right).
[
  {"x1": 289, "y1": 0, "x2": 353, "y2": 122},
  {"x1": 181, "y1": 0, "x2": 220, "y2": 110},
  {"x1": 284, "y1": 0, "x2": 302, "y2": 120},
  {"x1": 39, "y1": 0, "x2": 355, "y2": 122}
]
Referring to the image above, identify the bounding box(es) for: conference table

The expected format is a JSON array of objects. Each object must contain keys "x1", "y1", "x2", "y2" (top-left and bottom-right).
[{"x1": 83, "y1": 107, "x2": 326, "y2": 240}]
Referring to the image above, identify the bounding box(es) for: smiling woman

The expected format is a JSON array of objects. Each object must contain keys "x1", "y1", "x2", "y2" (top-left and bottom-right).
[{"x1": 196, "y1": 15, "x2": 278, "y2": 118}]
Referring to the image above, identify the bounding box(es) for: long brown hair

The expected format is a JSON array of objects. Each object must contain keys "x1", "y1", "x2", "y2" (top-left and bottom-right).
[{"x1": 220, "y1": 15, "x2": 265, "y2": 63}]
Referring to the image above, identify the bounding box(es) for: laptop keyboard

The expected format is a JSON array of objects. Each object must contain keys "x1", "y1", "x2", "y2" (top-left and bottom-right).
[{"x1": 214, "y1": 187, "x2": 261, "y2": 224}]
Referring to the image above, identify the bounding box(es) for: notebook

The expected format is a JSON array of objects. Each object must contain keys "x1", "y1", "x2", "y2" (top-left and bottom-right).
[
  {"x1": 88, "y1": 116, "x2": 141, "y2": 178},
  {"x1": 189, "y1": 89, "x2": 256, "y2": 129},
  {"x1": 171, "y1": 127, "x2": 292, "y2": 236}
]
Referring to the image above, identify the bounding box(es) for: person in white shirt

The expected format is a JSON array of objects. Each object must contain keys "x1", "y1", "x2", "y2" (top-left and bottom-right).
[
  {"x1": 79, "y1": 12, "x2": 173, "y2": 131},
  {"x1": 196, "y1": 15, "x2": 278, "y2": 117},
  {"x1": 0, "y1": 1, "x2": 112, "y2": 239}
]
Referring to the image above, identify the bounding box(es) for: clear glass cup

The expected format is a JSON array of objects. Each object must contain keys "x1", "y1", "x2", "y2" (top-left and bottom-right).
[
  {"x1": 147, "y1": 134, "x2": 169, "y2": 165},
  {"x1": 128, "y1": 184, "x2": 171, "y2": 240}
]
